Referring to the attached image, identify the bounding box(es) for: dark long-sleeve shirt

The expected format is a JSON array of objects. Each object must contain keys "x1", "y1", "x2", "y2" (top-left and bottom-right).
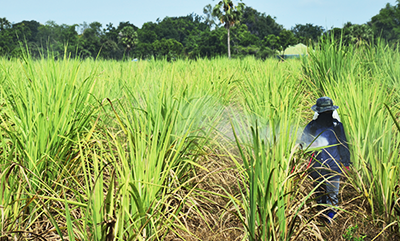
[{"x1": 301, "y1": 118, "x2": 351, "y2": 174}]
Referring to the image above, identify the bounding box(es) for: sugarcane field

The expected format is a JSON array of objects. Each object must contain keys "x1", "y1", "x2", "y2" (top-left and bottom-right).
[{"x1": 0, "y1": 36, "x2": 400, "y2": 241}]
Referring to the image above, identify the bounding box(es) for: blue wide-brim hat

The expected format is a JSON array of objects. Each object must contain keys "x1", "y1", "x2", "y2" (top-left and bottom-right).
[{"x1": 311, "y1": 96, "x2": 339, "y2": 113}]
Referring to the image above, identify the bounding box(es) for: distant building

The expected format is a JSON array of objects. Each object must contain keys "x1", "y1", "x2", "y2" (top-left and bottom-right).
[{"x1": 277, "y1": 43, "x2": 308, "y2": 59}]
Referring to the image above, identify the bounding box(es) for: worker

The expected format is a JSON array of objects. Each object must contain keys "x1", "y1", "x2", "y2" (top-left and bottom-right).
[{"x1": 301, "y1": 96, "x2": 351, "y2": 222}]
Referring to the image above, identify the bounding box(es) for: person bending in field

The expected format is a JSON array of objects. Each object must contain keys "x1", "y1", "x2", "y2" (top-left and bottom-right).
[{"x1": 301, "y1": 96, "x2": 351, "y2": 222}]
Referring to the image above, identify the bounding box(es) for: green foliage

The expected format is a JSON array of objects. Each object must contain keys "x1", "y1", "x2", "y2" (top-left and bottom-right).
[
  {"x1": 328, "y1": 23, "x2": 374, "y2": 46},
  {"x1": 233, "y1": 44, "x2": 259, "y2": 58},
  {"x1": 119, "y1": 25, "x2": 138, "y2": 58},
  {"x1": 370, "y1": 1, "x2": 400, "y2": 43},
  {"x1": 342, "y1": 22, "x2": 374, "y2": 45},
  {"x1": 3, "y1": 2, "x2": 400, "y2": 62},
  {"x1": 0, "y1": 56, "x2": 234, "y2": 239},
  {"x1": 203, "y1": 4, "x2": 219, "y2": 28},
  {"x1": 134, "y1": 14, "x2": 214, "y2": 59},
  {"x1": 292, "y1": 23, "x2": 324, "y2": 44},
  {"x1": 35, "y1": 21, "x2": 78, "y2": 57},
  {"x1": 185, "y1": 28, "x2": 227, "y2": 58},
  {"x1": 137, "y1": 22, "x2": 158, "y2": 43},
  {"x1": 0, "y1": 17, "x2": 11, "y2": 30},
  {"x1": 263, "y1": 34, "x2": 280, "y2": 50},
  {"x1": 278, "y1": 29, "x2": 298, "y2": 54},
  {"x1": 343, "y1": 225, "x2": 366, "y2": 241},
  {"x1": 231, "y1": 23, "x2": 260, "y2": 47},
  {"x1": 3, "y1": 1, "x2": 400, "y2": 61},
  {"x1": 301, "y1": 34, "x2": 357, "y2": 94},
  {"x1": 1, "y1": 50, "x2": 97, "y2": 180},
  {"x1": 80, "y1": 22, "x2": 103, "y2": 58},
  {"x1": 255, "y1": 45, "x2": 275, "y2": 59},
  {"x1": 0, "y1": 6, "x2": 331, "y2": 61},
  {"x1": 212, "y1": 0, "x2": 245, "y2": 29},
  {"x1": 12, "y1": 20, "x2": 40, "y2": 43},
  {"x1": 152, "y1": 38, "x2": 183, "y2": 60},
  {"x1": 229, "y1": 58, "x2": 309, "y2": 240},
  {"x1": 241, "y1": 7, "x2": 283, "y2": 39},
  {"x1": 262, "y1": 30, "x2": 298, "y2": 56}
]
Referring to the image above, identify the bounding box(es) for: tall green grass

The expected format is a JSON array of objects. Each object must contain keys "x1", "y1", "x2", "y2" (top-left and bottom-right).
[
  {"x1": 0, "y1": 51, "x2": 98, "y2": 236},
  {"x1": 228, "y1": 59, "x2": 313, "y2": 240},
  {"x1": 0, "y1": 55, "x2": 234, "y2": 239},
  {"x1": 106, "y1": 69, "x2": 224, "y2": 239}
]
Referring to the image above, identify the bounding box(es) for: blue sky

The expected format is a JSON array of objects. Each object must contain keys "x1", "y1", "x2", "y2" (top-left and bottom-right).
[{"x1": 1, "y1": 0, "x2": 396, "y2": 30}]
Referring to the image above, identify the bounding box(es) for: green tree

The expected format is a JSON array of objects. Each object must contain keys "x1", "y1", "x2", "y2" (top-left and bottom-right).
[
  {"x1": 230, "y1": 23, "x2": 260, "y2": 57},
  {"x1": 256, "y1": 44, "x2": 275, "y2": 60},
  {"x1": 231, "y1": 23, "x2": 259, "y2": 46},
  {"x1": 11, "y1": 20, "x2": 41, "y2": 44},
  {"x1": 101, "y1": 23, "x2": 124, "y2": 59},
  {"x1": 0, "y1": 18, "x2": 13, "y2": 56},
  {"x1": 241, "y1": 7, "x2": 283, "y2": 39},
  {"x1": 152, "y1": 38, "x2": 183, "y2": 60},
  {"x1": 0, "y1": 17, "x2": 11, "y2": 31},
  {"x1": 116, "y1": 21, "x2": 138, "y2": 32},
  {"x1": 186, "y1": 27, "x2": 226, "y2": 58},
  {"x1": 35, "y1": 21, "x2": 79, "y2": 58},
  {"x1": 79, "y1": 22, "x2": 103, "y2": 58},
  {"x1": 119, "y1": 26, "x2": 138, "y2": 58},
  {"x1": 134, "y1": 42, "x2": 154, "y2": 59},
  {"x1": 370, "y1": 1, "x2": 400, "y2": 43},
  {"x1": 291, "y1": 23, "x2": 324, "y2": 44},
  {"x1": 136, "y1": 14, "x2": 208, "y2": 58},
  {"x1": 325, "y1": 22, "x2": 374, "y2": 47},
  {"x1": 36, "y1": 21, "x2": 62, "y2": 55},
  {"x1": 264, "y1": 34, "x2": 280, "y2": 51},
  {"x1": 342, "y1": 22, "x2": 373, "y2": 46},
  {"x1": 9, "y1": 20, "x2": 42, "y2": 58},
  {"x1": 104, "y1": 23, "x2": 118, "y2": 42},
  {"x1": 152, "y1": 14, "x2": 208, "y2": 44},
  {"x1": 263, "y1": 30, "x2": 297, "y2": 58},
  {"x1": 88, "y1": 21, "x2": 103, "y2": 37},
  {"x1": 212, "y1": 0, "x2": 245, "y2": 58},
  {"x1": 278, "y1": 29, "x2": 297, "y2": 56}
]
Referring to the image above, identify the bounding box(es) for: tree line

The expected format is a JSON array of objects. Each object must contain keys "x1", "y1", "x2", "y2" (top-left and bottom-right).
[{"x1": 0, "y1": 0, "x2": 399, "y2": 60}]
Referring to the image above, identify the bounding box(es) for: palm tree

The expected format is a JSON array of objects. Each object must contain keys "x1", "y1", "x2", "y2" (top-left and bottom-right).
[
  {"x1": 212, "y1": 0, "x2": 245, "y2": 58},
  {"x1": 119, "y1": 26, "x2": 138, "y2": 58}
]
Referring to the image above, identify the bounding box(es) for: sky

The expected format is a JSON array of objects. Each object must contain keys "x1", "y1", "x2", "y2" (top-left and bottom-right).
[{"x1": 1, "y1": 0, "x2": 397, "y2": 31}]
